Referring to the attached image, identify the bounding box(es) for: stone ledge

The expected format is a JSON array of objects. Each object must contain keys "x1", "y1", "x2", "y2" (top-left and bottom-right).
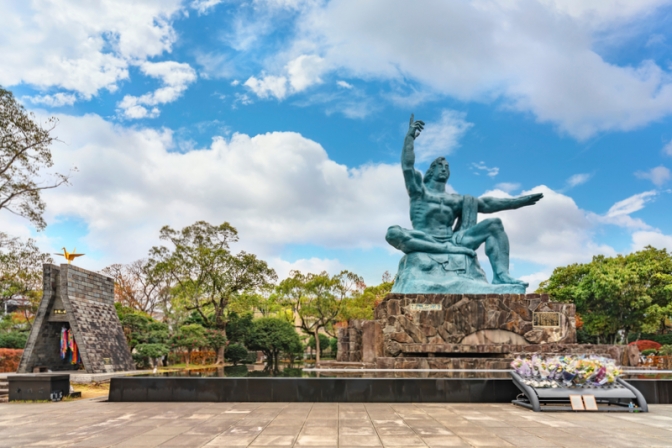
[{"x1": 400, "y1": 343, "x2": 635, "y2": 355}]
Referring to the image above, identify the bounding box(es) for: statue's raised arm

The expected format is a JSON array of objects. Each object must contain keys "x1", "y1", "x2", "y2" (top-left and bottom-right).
[{"x1": 401, "y1": 114, "x2": 425, "y2": 197}]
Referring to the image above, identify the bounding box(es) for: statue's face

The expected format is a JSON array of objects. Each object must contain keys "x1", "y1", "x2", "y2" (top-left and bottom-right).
[{"x1": 433, "y1": 161, "x2": 450, "y2": 182}]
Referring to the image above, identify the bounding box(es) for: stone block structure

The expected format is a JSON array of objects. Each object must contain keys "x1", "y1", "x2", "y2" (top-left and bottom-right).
[
  {"x1": 18, "y1": 264, "x2": 135, "y2": 374},
  {"x1": 337, "y1": 293, "x2": 640, "y2": 368}
]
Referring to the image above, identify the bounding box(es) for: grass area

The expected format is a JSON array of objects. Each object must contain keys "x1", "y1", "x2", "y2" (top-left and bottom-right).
[{"x1": 72, "y1": 382, "x2": 110, "y2": 399}]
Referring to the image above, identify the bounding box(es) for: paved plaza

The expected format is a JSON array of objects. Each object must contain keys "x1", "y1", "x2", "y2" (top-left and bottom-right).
[{"x1": 1, "y1": 398, "x2": 671, "y2": 447}]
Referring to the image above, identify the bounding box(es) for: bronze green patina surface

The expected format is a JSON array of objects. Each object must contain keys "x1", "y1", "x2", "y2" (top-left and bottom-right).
[{"x1": 386, "y1": 115, "x2": 543, "y2": 294}]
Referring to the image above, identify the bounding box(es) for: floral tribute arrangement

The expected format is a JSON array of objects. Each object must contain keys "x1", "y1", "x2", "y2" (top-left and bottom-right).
[{"x1": 511, "y1": 355, "x2": 622, "y2": 389}]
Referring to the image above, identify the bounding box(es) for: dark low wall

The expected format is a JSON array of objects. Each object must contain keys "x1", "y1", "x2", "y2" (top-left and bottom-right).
[
  {"x1": 109, "y1": 377, "x2": 519, "y2": 403},
  {"x1": 629, "y1": 380, "x2": 672, "y2": 404},
  {"x1": 108, "y1": 377, "x2": 672, "y2": 404}
]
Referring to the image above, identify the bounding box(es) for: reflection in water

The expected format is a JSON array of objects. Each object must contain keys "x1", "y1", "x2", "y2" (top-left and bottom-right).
[
  {"x1": 146, "y1": 364, "x2": 672, "y2": 380},
  {"x1": 149, "y1": 365, "x2": 521, "y2": 379}
]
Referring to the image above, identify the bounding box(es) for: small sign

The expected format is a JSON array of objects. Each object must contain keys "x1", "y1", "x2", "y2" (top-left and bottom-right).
[
  {"x1": 533, "y1": 312, "x2": 560, "y2": 327},
  {"x1": 569, "y1": 394, "x2": 585, "y2": 411},
  {"x1": 407, "y1": 303, "x2": 442, "y2": 311},
  {"x1": 53, "y1": 309, "x2": 66, "y2": 315},
  {"x1": 583, "y1": 395, "x2": 598, "y2": 411}
]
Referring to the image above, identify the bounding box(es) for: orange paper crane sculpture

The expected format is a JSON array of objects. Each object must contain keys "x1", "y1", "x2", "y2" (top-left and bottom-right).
[{"x1": 55, "y1": 247, "x2": 85, "y2": 264}]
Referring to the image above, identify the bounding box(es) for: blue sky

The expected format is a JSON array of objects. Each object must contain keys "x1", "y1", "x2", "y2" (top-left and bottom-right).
[{"x1": 2, "y1": 0, "x2": 672, "y2": 290}]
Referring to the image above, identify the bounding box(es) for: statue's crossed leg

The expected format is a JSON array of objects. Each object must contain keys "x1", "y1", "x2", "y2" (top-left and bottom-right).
[{"x1": 386, "y1": 218, "x2": 528, "y2": 287}]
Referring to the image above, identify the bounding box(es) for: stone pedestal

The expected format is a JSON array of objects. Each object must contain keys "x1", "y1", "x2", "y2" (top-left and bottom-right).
[{"x1": 335, "y1": 293, "x2": 638, "y2": 368}]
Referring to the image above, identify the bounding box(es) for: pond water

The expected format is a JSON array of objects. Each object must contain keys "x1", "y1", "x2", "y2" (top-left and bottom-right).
[{"x1": 144, "y1": 365, "x2": 672, "y2": 380}]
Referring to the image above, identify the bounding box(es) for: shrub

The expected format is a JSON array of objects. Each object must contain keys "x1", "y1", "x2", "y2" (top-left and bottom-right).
[
  {"x1": 627, "y1": 333, "x2": 672, "y2": 346},
  {"x1": 247, "y1": 317, "x2": 301, "y2": 370},
  {"x1": 0, "y1": 331, "x2": 27, "y2": 349},
  {"x1": 134, "y1": 343, "x2": 170, "y2": 368},
  {"x1": 659, "y1": 345, "x2": 672, "y2": 356},
  {"x1": 641, "y1": 349, "x2": 658, "y2": 356},
  {"x1": 329, "y1": 337, "x2": 338, "y2": 357},
  {"x1": 225, "y1": 343, "x2": 248, "y2": 366},
  {"x1": 0, "y1": 348, "x2": 23, "y2": 372},
  {"x1": 629, "y1": 340, "x2": 662, "y2": 352},
  {"x1": 308, "y1": 334, "x2": 330, "y2": 352}
]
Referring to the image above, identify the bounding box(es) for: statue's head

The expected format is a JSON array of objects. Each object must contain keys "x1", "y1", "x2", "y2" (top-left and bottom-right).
[{"x1": 423, "y1": 157, "x2": 450, "y2": 183}]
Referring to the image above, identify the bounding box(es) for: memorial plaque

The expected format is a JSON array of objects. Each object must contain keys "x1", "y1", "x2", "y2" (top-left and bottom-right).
[
  {"x1": 583, "y1": 395, "x2": 598, "y2": 411},
  {"x1": 533, "y1": 312, "x2": 560, "y2": 327},
  {"x1": 569, "y1": 394, "x2": 585, "y2": 411},
  {"x1": 407, "y1": 303, "x2": 442, "y2": 311},
  {"x1": 53, "y1": 309, "x2": 66, "y2": 315}
]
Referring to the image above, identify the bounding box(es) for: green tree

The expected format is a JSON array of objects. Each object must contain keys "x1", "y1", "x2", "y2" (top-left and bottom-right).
[
  {"x1": 115, "y1": 304, "x2": 170, "y2": 348},
  {"x1": 225, "y1": 343, "x2": 248, "y2": 366},
  {"x1": 0, "y1": 87, "x2": 72, "y2": 230},
  {"x1": 134, "y1": 343, "x2": 170, "y2": 369},
  {"x1": 0, "y1": 233, "x2": 52, "y2": 324},
  {"x1": 329, "y1": 337, "x2": 338, "y2": 358},
  {"x1": 102, "y1": 259, "x2": 170, "y2": 316},
  {"x1": 172, "y1": 324, "x2": 208, "y2": 366},
  {"x1": 276, "y1": 270, "x2": 363, "y2": 363},
  {"x1": 308, "y1": 333, "x2": 330, "y2": 358},
  {"x1": 226, "y1": 312, "x2": 253, "y2": 345},
  {"x1": 149, "y1": 221, "x2": 277, "y2": 364},
  {"x1": 538, "y1": 246, "x2": 672, "y2": 343},
  {"x1": 247, "y1": 317, "x2": 301, "y2": 370},
  {"x1": 339, "y1": 279, "x2": 393, "y2": 321}
]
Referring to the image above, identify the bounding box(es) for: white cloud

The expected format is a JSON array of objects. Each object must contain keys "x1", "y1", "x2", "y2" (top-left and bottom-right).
[
  {"x1": 37, "y1": 113, "x2": 410, "y2": 268},
  {"x1": 565, "y1": 173, "x2": 592, "y2": 189},
  {"x1": 25, "y1": 93, "x2": 78, "y2": 107},
  {"x1": 244, "y1": 75, "x2": 289, "y2": 100},
  {"x1": 266, "y1": 0, "x2": 672, "y2": 139},
  {"x1": 414, "y1": 110, "x2": 473, "y2": 162},
  {"x1": 519, "y1": 271, "x2": 551, "y2": 293},
  {"x1": 195, "y1": 52, "x2": 236, "y2": 79},
  {"x1": 471, "y1": 161, "x2": 499, "y2": 178},
  {"x1": 635, "y1": 166, "x2": 671, "y2": 186},
  {"x1": 270, "y1": 257, "x2": 344, "y2": 280},
  {"x1": 590, "y1": 190, "x2": 657, "y2": 229},
  {"x1": 0, "y1": 0, "x2": 182, "y2": 98},
  {"x1": 117, "y1": 61, "x2": 197, "y2": 119},
  {"x1": 286, "y1": 55, "x2": 326, "y2": 92},
  {"x1": 494, "y1": 182, "x2": 521, "y2": 193},
  {"x1": 191, "y1": 0, "x2": 224, "y2": 15},
  {"x1": 244, "y1": 54, "x2": 326, "y2": 100},
  {"x1": 663, "y1": 140, "x2": 672, "y2": 156},
  {"x1": 336, "y1": 80, "x2": 353, "y2": 89},
  {"x1": 631, "y1": 230, "x2": 672, "y2": 252},
  {"x1": 482, "y1": 186, "x2": 615, "y2": 267}
]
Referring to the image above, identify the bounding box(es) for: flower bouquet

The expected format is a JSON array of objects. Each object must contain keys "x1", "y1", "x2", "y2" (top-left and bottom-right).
[{"x1": 511, "y1": 355, "x2": 621, "y2": 388}]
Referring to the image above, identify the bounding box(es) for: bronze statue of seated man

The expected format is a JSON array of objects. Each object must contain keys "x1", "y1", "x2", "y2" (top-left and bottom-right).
[{"x1": 386, "y1": 116, "x2": 543, "y2": 290}]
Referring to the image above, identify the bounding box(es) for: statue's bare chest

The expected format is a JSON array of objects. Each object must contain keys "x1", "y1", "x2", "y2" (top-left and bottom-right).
[
  {"x1": 421, "y1": 192, "x2": 462, "y2": 212},
  {"x1": 410, "y1": 192, "x2": 462, "y2": 226}
]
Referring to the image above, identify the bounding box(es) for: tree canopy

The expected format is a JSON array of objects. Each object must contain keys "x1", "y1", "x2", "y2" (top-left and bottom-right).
[
  {"x1": 0, "y1": 87, "x2": 71, "y2": 230},
  {"x1": 0, "y1": 232, "x2": 52, "y2": 324},
  {"x1": 247, "y1": 317, "x2": 301, "y2": 370},
  {"x1": 538, "y1": 246, "x2": 672, "y2": 343},
  {"x1": 149, "y1": 221, "x2": 276, "y2": 364}
]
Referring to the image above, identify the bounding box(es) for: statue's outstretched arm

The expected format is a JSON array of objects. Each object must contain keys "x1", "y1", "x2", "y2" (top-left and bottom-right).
[
  {"x1": 477, "y1": 193, "x2": 543, "y2": 213},
  {"x1": 402, "y1": 114, "x2": 425, "y2": 197}
]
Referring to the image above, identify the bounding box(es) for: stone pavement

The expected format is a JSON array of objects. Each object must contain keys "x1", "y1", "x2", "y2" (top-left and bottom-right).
[{"x1": 0, "y1": 399, "x2": 671, "y2": 447}]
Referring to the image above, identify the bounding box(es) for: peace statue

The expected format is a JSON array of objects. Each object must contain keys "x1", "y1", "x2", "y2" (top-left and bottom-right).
[{"x1": 386, "y1": 115, "x2": 543, "y2": 294}]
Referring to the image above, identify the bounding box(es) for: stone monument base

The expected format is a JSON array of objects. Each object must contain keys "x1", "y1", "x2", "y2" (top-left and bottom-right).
[{"x1": 336, "y1": 293, "x2": 640, "y2": 368}]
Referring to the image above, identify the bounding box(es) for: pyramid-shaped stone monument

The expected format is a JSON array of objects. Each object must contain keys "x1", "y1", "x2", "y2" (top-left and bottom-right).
[{"x1": 18, "y1": 264, "x2": 134, "y2": 374}]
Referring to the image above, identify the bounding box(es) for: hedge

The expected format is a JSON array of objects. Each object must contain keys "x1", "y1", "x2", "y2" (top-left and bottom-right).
[{"x1": 0, "y1": 348, "x2": 23, "y2": 372}]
